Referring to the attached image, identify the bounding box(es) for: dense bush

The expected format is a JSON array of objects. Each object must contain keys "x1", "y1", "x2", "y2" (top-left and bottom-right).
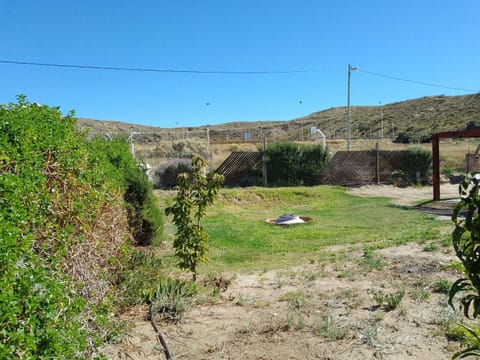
[
  {"x1": 138, "y1": 138, "x2": 209, "y2": 159},
  {"x1": 297, "y1": 144, "x2": 331, "y2": 186},
  {"x1": 0, "y1": 96, "x2": 162, "y2": 357},
  {"x1": 465, "y1": 120, "x2": 480, "y2": 130},
  {"x1": 397, "y1": 148, "x2": 432, "y2": 185},
  {"x1": 89, "y1": 136, "x2": 163, "y2": 246},
  {"x1": 393, "y1": 132, "x2": 431, "y2": 144},
  {"x1": 153, "y1": 158, "x2": 192, "y2": 189},
  {"x1": 264, "y1": 142, "x2": 330, "y2": 186}
]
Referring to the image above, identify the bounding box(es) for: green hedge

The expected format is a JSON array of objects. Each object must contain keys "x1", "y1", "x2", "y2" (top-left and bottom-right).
[
  {"x1": 0, "y1": 96, "x2": 163, "y2": 358},
  {"x1": 398, "y1": 148, "x2": 432, "y2": 185},
  {"x1": 89, "y1": 137, "x2": 163, "y2": 246},
  {"x1": 264, "y1": 142, "x2": 330, "y2": 186}
]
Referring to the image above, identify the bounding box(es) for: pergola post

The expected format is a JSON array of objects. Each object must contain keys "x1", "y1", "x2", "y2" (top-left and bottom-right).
[
  {"x1": 431, "y1": 129, "x2": 480, "y2": 202},
  {"x1": 432, "y1": 133, "x2": 440, "y2": 201}
]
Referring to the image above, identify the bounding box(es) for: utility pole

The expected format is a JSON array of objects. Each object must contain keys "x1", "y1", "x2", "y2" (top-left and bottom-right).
[
  {"x1": 262, "y1": 129, "x2": 267, "y2": 187},
  {"x1": 347, "y1": 64, "x2": 358, "y2": 151},
  {"x1": 379, "y1": 101, "x2": 384, "y2": 140}
]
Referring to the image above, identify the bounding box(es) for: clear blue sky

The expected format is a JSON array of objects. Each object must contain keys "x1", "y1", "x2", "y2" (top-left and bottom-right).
[{"x1": 1, "y1": 1, "x2": 478, "y2": 128}]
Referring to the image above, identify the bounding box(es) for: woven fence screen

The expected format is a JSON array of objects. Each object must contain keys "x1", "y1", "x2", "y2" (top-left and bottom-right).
[
  {"x1": 215, "y1": 151, "x2": 262, "y2": 186},
  {"x1": 321, "y1": 150, "x2": 408, "y2": 186}
]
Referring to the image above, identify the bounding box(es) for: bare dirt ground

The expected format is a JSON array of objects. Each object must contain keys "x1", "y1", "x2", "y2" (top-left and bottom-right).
[
  {"x1": 347, "y1": 183, "x2": 459, "y2": 207},
  {"x1": 104, "y1": 184, "x2": 464, "y2": 360}
]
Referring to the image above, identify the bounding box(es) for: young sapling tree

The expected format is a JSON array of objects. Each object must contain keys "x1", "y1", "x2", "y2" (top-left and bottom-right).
[{"x1": 165, "y1": 157, "x2": 223, "y2": 281}]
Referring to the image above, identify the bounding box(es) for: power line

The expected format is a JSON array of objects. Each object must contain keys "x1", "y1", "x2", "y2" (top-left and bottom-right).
[
  {"x1": 358, "y1": 69, "x2": 477, "y2": 93},
  {"x1": 0, "y1": 59, "x2": 329, "y2": 75},
  {"x1": 1, "y1": 59, "x2": 476, "y2": 92}
]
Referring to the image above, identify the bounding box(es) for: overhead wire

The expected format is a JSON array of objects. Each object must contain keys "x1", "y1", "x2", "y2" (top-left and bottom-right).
[
  {"x1": 358, "y1": 69, "x2": 477, "y2": 93},
  {"x1": 0, "y1": 60, "x2": 328, "y2": 74},
  {"x1": 0, "y1": 59, "x2": 477, "y2": 92}
]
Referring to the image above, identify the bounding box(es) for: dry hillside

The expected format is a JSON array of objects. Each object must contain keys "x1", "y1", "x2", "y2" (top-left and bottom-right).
[{"x1": 76, "y1": 93, "x2": 480, "y2": 144}]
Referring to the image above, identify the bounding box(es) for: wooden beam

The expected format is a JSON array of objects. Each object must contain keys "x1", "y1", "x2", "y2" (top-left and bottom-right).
[{"x1": 435, "y1": 129, "x2": 480, "y2": 139}]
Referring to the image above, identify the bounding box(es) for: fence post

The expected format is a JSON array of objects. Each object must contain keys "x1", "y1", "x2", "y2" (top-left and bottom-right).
[
  {"x1": 376, "y1": 142, "x2": 380, "y2": 185},
  {"x1": 206, "y1": 127, "x2": 211, "y2": 159}
]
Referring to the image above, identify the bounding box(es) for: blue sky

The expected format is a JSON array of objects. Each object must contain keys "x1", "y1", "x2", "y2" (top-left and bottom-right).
[{"x1": 1, "y1": 1, "x2": 478, "y2": 128}]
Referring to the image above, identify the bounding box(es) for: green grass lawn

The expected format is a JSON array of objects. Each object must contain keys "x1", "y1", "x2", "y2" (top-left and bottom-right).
[{"x1": 159, "y1": 186, "x2": 453, "y2": 274}]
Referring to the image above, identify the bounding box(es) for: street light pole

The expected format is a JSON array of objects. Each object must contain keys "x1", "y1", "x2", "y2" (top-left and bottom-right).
[
  {"x1": 347, "y1": 64, "x2": 358, "y2": 151},
  {"x1": 206, "y1": 102, "x2": 211, "y2": 159}
]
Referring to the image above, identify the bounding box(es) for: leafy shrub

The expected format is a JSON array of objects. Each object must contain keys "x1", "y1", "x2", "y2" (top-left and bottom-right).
[
  {"x1": 90, "y1": 136, "x2": 164, "y2": 246},
  {"x1": 265, "y1": 142, "x2": 302, "y2": 186},
  {"x1": 140, "y1": 138, "x2": 209, "y2": 159},
  {"x1": 0, "y1": 96, "x2": 128, "y2": 357},
  {"x1": 153, "y1": 158, "x2": 192, "y2": 189},
  {"x1": 393, "y1": 132, "x2": 431, "y2": 144},
  {"x1": 466, "y1": 121, "x2": 480, "y2": 130},
  {"x1": 397, "y1": 148, "x2": 432, "y2": 185},
  {"x1": 0, "y1": 96, "x2": 163, "y2": 357},
  {"x1": 124, "y1": 165, "x2": 163, "y2": 246},
  {"x1": 264, "y1": 142, "x2": 329, "y2": 186},
  {"x1": 297, "y1": 144, "x2": 330, "y2": 186}
]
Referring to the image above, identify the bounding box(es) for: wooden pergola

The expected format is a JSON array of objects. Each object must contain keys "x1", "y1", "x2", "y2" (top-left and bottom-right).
[{"x1": 432, "y1": 129, "x2": 480, "y2": 201}]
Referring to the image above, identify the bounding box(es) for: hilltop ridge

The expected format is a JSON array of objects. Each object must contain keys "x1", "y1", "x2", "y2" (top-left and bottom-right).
[{"x1": 77, "y1": 93, "x2": 480, "y2": 143}]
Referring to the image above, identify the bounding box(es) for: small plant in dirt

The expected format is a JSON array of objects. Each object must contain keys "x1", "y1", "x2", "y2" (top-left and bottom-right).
[
  {"x1": 279, "y1": 290, "x2": 307, "y2": 309},
  {"x1": 360, "y1": 247, "x2": 384, "y2": 271},
  {"x1": 373, "y1": 291, "x2": 385, "y2": 308},
  {"x1": 201, "y1": 273, "x2": 232, "y2": 293},
  {"x1": 285, "y1": 313, "x2": 306, "y2": 331},
  {"x1": 385, "y1": 291, "x2": 405, "y2": 311},
  {"x1": 142, "y1": 278, "x2": 197, "y2": 322},
  {"x1": 433, "y1": 279, "x2": 452, "y2": 294},
  {"x1": 372, "y1": 290, "x2": 404, "y2": 311},
  {"x1": 120, "y1": 250, "x2": 165, "y2": 308},
  {"x1": 449, "y1": 173, "x2": 480, "y2": 358},
  {"x1": 314, "y1": 314, "x2": 348, "y2": 340},
  {"x1": 422, "y1": 241, "x2": 439, "y2": 252},
  {"x1": 165, "y1": 156, "x2": 223, "y2": 281},
  {"x1": 410, "y1": 287, "x2": 430, "y2": 302},
  {"x1": 360, "y1": 325, "x2": 379, "y2": 347}
]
